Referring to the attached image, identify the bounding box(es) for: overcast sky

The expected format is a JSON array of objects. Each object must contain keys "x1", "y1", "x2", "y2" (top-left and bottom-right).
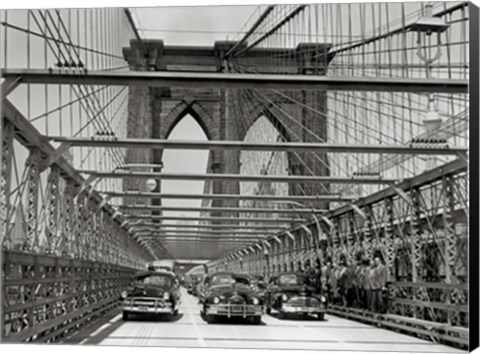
[{"x1": 133, "y1": 5, "x2": 259, "y2": 46}]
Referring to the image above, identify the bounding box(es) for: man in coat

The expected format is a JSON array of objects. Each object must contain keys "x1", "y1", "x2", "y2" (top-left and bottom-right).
[{"x1": 372, "y1": 256, "x2": 389, "y2": 313}]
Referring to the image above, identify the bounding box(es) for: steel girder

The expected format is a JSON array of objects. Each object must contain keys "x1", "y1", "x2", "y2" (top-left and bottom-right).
[
  {"x1": 2, "y1": 69, "x2": 468, "y2": 93},
  {"x1": 47, "y1": 136, "x2": 467, "y2": 155},
  {"x1": 116, "y1": 204, "x2": 326, "y2": 215},
  {"x1": 0, "y1": 121, "x2": 14, "y2": 248},
  {"x1": 128, "y1": 222, "x2": 285, "y2": 230},
  {"x1": 104, "y1": 191, "x2": 353, "y2": 202},
  {"x1": 2, "y1": 250, "x2": 137, "y2": 342},
  {"x1": 80, "y1": 170, "x2": 399, "y2": 185},
  {"x1": 1, "y1": 99, "x2": 153, "y2": 266},
  {"x1": 125, "y1": 215, "x2": 306, "y2": 223},
  {"x1": 45, "y1": 166, "x2": 60, "y2": 255},
  {"x1": 24, "y1": 149, "x2": 41, "y2": 252}
]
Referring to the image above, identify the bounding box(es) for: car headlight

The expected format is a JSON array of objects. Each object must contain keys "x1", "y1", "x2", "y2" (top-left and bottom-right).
[
  {"x1": 121, "y1": 291, "x2": 128, "y2": 299},
  {"x1": 163, "y1": 292, "x2": 170, "y2": 300},
  {"x1": 320, "y1": 295, "x2": 326, "y2": 303},
  {"x1": 252, "y1": 297, "x2": 259, "y2": 305},
  {"x1": 281, "y1": 294, "x2": 288, "y2": 301},
  {"x1": 213, "y1": 296, "x2": 220, "y2": 304}
]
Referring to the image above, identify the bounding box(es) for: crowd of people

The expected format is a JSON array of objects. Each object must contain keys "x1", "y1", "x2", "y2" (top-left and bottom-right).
[{"x1": 303, "y1": 253, "x2": 389, "y2": 314}]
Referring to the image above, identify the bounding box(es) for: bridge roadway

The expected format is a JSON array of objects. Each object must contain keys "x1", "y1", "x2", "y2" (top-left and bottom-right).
[{"x1": 64, "y1": 288, "x2": 460, "y2": 352}]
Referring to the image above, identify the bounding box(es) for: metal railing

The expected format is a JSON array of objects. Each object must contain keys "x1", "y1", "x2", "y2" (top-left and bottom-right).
[{"x1": 2, "y1": 250, "x2": 137, "y2": 343}]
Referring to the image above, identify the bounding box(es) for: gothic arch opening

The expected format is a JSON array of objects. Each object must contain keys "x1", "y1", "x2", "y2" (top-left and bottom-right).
[
  {"x1": 162, "y1": 101, "x2": 216, "y2": 141},
  {"x1": 161, "y1": 114, "x2": 209, "y2": 224},
  {"x1": 239, "y1": 115, "x2": 289, "y2": 226}
]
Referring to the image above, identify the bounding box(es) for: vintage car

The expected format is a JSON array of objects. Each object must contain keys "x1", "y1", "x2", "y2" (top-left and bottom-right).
[
  {"x1": 198, "y1": 272, "x2": 264, "y2": 324},
  {"x1": 121, "y1": 270, "x2": 181, "y2": 320},
  {"x1": 265, "y1": 272, "x2": 327, "y2": 320},
  {"x1": 185, "y1": 275, "x2": 202, "y2": 295}
]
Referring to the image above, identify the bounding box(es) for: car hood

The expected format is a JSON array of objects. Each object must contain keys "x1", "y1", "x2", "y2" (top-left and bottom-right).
[
  {"x1": 277, "y1": 284, "x2": 315, "y2": 295},
  {"x1": 129, "y1": 284, "x2": 171, "y2": 297},
  {"x1": 207, "y1": 283, "x2": 254, "y2": 297}
]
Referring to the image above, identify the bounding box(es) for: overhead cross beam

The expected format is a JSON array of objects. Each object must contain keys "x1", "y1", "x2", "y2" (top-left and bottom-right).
[
  {"x1": 115, "y1": 204, "x2": 326, "y2": 215},
  {"x1": 138, "y1": 235, "x2": 265, "y2": 240},
  {"x1": 125, "y1": 215, "x2": 306, "y2": 223},
  {"x1": 81, "y1": 171, "x2": 398, "y2": 185},
  {"x1": 131, "y1": 226, "x2": 277, "y2": 234},
  {"x1": 1, "y1": 69, "x2": 468, "y2": 93},
  {"x1": 134, "y1": 230, "x2": 274, "y2": 236},
  {"x1": 103, "y1": 191, "x2": 352, "y2": 203},
  {"x1": 47, "y1": 137, "x2": 467, "y2": 155},
  {"x1": 128, "y1": 222, "x2": 286, "y2": 230},
  {"x1": 140, "y1": 239, "x2": 263, "y2": 243}
]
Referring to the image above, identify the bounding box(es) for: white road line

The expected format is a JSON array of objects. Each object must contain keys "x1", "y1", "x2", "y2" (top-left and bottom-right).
[
  {"x1": 293, "y1": 318, "x2": 353, "y2": 350},
  {"x1": 77, "y1": 313, "x2": 122, "y2": 344},
  {"x1": 184, "y1": 290, "x2": 207, "y2": 347}
]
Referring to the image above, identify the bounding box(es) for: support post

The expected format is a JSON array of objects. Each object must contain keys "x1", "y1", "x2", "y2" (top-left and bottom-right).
[
  {"x1": 24, "y1": 149, "x2": 42, "y2": 252},
  {"x1": 0, "y1": 120, "x2": 14, "y2": 248},
  {"x1": 384, "y1": 197, "x2": 396, "y2": 279},
  {"x1": 46, "y1": 166, "x2": 60, "y2": 255}
]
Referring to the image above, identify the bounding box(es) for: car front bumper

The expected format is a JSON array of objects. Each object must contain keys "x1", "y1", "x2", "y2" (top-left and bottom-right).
[
  {"x1": 280, "y1": 304, "x2": 326, "y2": 314},
  {"x1": 122, "y1": 297, "x2": 175, "y2": 314},
  {"x1": 205, "y1": 304, "x2": 263, "y2": 317}
]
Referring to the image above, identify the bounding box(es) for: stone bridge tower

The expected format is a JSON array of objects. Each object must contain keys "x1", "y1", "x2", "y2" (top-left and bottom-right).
[{"x1": 123, "y1": 40, "x2": 333, "y2": 213}]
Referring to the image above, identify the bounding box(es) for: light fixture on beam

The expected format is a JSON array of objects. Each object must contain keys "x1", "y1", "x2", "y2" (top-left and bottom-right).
[
  {"x1": 146, "y1": 178, "x2": 157, "y2": 192},
  {"x1": 410, "y1": 3, "x2": 449, "y2": 35},
  {"x1": 423, "y1": 96, "x2": 442, "y2": 133}
]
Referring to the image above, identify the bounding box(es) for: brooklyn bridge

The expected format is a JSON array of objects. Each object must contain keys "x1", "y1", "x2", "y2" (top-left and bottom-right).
[{"x1": 0, "y1": 2, "x2": 474, "y2": 352}]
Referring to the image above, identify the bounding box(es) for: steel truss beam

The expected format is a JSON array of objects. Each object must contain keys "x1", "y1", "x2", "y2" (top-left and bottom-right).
[
  {"x1": 328, "y1": 158, "x2": 467, "y2": 217},
  {"x1": 129, "y1": 222, "x2": 284, "y2": 230},
  {"x1": 25, "y1": 149, "x2": 41, "y2": 251},
  {"x1": 133, "y1": 229, "x2": 275, "y2": 236},
  {"x1": 142, "y1": 240, "x2": 251, "y2": 247},
  {"x1": 125, "y1": 215, "x2": 305, "y2": 223},
  {"x1": 1, "y1": 99, "x2": 126, "y2": 223},
  {"x1": 1, "y1": 99, "x2": 151, "y2": 260},
  {"x1": 217, "y1": 158, "x2": 467, "y2": 265},
  {"x1": 46, "y1": 137, "x2": 467, "y2": 155},
  {"x1": 134, "y1": 230, "x2": 273, "y2": 240},
  {"x1": 81, "y1": 171, "x2": 398, "y2": 185},
  {"x1": 104, "y1": 191, "x2": 351, "y2": 202},
  {"x1": 0, "y1": 120, "x2": 14, "y2": 248},
  {"x1": 139, "y1": 236, "x2": 263, "y2": 241},
  {"x1": 116, "y1": 204, "x2": 326, "y2": 214},
  {"x1": 2, "y1": 69, "x2": 468, "y2": 93}
]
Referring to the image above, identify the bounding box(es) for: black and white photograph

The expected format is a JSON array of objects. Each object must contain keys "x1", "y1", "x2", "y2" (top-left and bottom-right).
[{"x1": 0, "y1": 0, "x2": 478, "y2": 353}]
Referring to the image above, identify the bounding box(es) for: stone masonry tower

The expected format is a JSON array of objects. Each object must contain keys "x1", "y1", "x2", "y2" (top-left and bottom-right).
[{"x1": 123, "y1": 40, "x2": 333, "y2": 214}]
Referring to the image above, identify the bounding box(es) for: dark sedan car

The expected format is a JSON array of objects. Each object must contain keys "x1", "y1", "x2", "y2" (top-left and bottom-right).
[
  {"x1": 121, "y1": 270, "x2": 181, "y2": 320},
  {"x1": 265, "y1": 272, "x2": 327, "y2": 320},
  {"x1": 198, "y1": 272, "x2": 264, "y2": 324}
]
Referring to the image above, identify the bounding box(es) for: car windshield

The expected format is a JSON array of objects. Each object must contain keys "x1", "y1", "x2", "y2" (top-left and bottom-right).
[
  {"x1": 142, "y1": 275, "x2": 172, "y2": 287},
  {"x1": 278, "y1": 274, "x2": 305, "y2": 286},
  {"x1": 210, "y1": 274, "x2": 250, "y2": 286}
]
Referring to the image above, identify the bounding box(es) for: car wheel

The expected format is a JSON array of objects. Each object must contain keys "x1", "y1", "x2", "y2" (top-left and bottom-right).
[
  {"x1": 250, "y1": 316, "x2": 262, "y2": 325},
  {"x1": 122, "y1": 311, "x2": 130, "y2": 321},
  {"x1": 277, "y1": 311, "x2": 285, "y2": 319},
  {"x1": 316, "y1": 313, "x2": 325, "y2": 321}
]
